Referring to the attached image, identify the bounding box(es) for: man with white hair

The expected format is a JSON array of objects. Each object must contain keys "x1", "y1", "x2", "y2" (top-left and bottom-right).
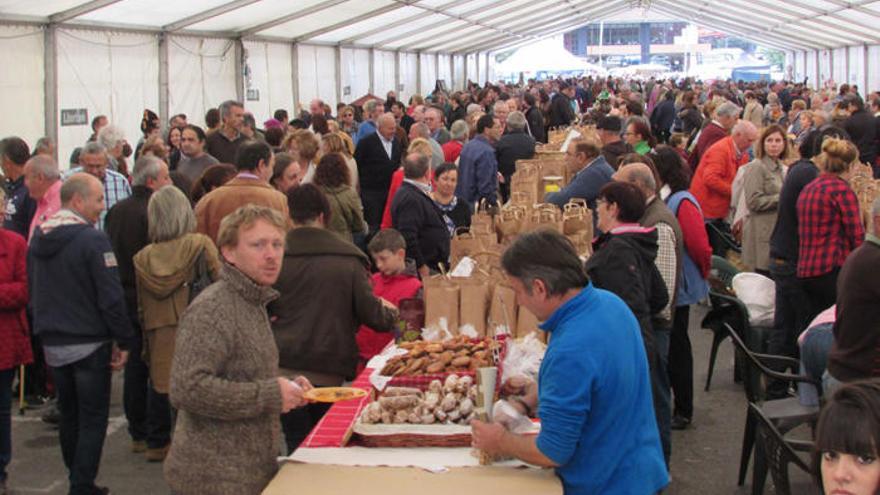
[
  {"x1": 355, "y1": 99, "x2": 383, "y2": 147},
  {"x1": 689, "y1": 101, "x2": 741, "y2": 171},
  {"x1": 496, "y1": 111, "x2": 536, "y2": 203},
  {"x1": 97, "y1": 125, "x2": 127, "y2": 173},
  {"x1": 407, "y1": 122, "x2": 444, "y2": 169},
  {"x1": 442, "y1": 120, "x2": 469, "y2": 163},
  {"x1": 354, "y1": 113, "x2": 402, "y2": 232},
  {"x1": 104, "y1": 156, "x2": 172, "y2": 459},
  {"x1": 493, "y1": 101, "x2": 510, "y2": 134},
  {"x1": 23, "y1": 155, "x2": 62, "y2": 240},
  {"x1": 66, "y1": 142, "x2": 132, "y2": 230},
  {"x1": 424, "y1": 106, "x2": 451, "y2": 145},
  {"x1": 690, "y1": 121, "x2": 759, "y2": 254}
]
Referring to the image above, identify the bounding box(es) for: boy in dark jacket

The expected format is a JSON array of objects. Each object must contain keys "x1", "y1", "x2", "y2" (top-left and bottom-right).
[
  {"x1": 355, "y1": 229, "x2": 422, "y2": 373},
  {"x1": 28, "y1": 173, "x2": 133, "y2": 495}
]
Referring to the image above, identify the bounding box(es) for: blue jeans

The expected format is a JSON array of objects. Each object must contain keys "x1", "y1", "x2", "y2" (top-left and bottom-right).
[
  {"x1": 50, "y1": 343, "x2": 113, "y2": 495},
  {"x1": 651, "y1": 326, "x2": 672, "y2": 467},
  {"x1": 0, "y1": 368, "x2": 13, "y2": 483},
  {"x1": 798, "y1": 323, "x2": 834, "y2": 406}
]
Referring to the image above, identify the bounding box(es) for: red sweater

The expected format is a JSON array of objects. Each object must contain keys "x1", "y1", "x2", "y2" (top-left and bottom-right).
[
  {"x1": 677, "y1": 199, "x2": 712, "y2": 277},
  {"x1": 355, "y1": 271, "x2": 422, "y2": 369},
  {"x1": 442, "y1": 140, "x2": 464, "y2": 163},
  {"x1": 689, "y1": 137, "x2": 749, "y2": 219},
  {"x1": 0, "y1": 229, "x2": 32, "y2": 370},
  {"x1": 381, "y1": 168, "x2": 434, "y2": 230}
]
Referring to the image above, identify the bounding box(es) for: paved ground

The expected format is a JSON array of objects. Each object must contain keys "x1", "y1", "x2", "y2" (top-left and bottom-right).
[{"x1": 5, "y1": 305, "x2": 818, "y2": 494}]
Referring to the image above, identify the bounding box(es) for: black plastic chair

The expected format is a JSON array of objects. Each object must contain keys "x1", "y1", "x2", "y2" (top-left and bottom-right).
[
  {"x1": 749, "y1": 403, "x2": 815, "y2": 495},
  {"x1": 702, "y1": 256, "x2": 740, "y2": 391},
  {"x1": 706, "y1": 220, "x2": 741, "y2": 255},
  {"x1": 722, "y1": 316, "x2": 821, "y2": 492}
]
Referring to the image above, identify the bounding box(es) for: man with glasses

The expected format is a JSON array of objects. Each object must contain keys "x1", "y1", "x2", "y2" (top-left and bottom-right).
[
  {"x1": 545, "y1": 135, "x2": 614, "y2": 232},
  {"x1": 65, "y1": 142, "x2": 131, "y2": 231}
]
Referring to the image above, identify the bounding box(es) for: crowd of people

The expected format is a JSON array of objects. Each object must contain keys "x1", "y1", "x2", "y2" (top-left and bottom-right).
[{"x1": 0, "y1": 73, "x2": 878, "y2": 495}]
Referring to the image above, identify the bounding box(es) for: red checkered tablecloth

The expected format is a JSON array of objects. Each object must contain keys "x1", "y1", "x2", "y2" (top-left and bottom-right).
[{"x1": 300, "y1": 369, "x2": 374, "y2": 448}]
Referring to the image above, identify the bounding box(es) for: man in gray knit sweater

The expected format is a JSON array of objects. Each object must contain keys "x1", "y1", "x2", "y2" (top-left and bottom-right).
[{"x1": 164, "y1": 205, "x2": 311, "y2": 495}]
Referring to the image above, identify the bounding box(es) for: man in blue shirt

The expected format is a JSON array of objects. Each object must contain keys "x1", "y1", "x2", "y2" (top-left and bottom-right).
[
  {"x1": 456, "y1": 114, "x2": 500, "y2": 206},
  {"x1": 546, "y1": 136, "x2": 614, "y2": 235},
  {"x1": 472, "y1": 230, "x2": 668, "y2": 495}
]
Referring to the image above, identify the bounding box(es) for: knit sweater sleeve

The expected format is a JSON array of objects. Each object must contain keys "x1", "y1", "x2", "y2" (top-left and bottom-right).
[{"x1": 170, "y1": 300, "x2": 282, "y2": 420}]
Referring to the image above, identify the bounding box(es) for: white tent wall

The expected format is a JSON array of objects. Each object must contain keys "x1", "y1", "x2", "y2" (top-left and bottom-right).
[
  {"x1": 168, "y1": 36, "x2": 236, "y2": 131},
  {"x1": 869, "y1": 46, "x2": 880, "y2": 95},
  {"x1": 420, "y1": 52, "x2": 436, "y2": 96},
  {"x1": 399, "y1": 52, "x2": 418, "y2": 104},
  {"x1": 438, "y1": 54, "x2": 451, "y2": 90},
  {"x1": 0, "y1": 25, "x2": 43, "y2": 149},
  {"x1": 340, "y1": 47, "x2": 371, "y2": 101},
  {"x1": 57, "y1": 29, "x2": 158, "y2": 170},
  {"x1": 374, "y1": 50, "x2": 396, "y2": 98},
  {"x1": 297, "y1": 44, "x2": 338, "y2": 112},
  {"x1": 452, "y1": 55, "x2": 464, "y2": 91},
  {"x1": 466, "y1": 54, "x2": 477, "y2": 84},
  {"x1": 242, "y1": 40, "x2": 294, "y2": 125},
  {"x1": 486, "y1": 52, "x2": 496, "y2": 84},
  {"x1": 847, "y1": 46, "x2": 865, "y2": 89},
  {"x1": 831, "y1": 47, "x2": 847, "y2": 87}
]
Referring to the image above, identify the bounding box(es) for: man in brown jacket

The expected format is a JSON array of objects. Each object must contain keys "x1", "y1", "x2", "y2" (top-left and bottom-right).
[
  {"x1": 194, "y1": 140, "x2": 289, "y2": 243},
  {"x1": 270, "y1": 184, "x2": 398, "y2": 453},
  {"x1": 165, "y1": 205, "x2": 311, "y2": 495}
]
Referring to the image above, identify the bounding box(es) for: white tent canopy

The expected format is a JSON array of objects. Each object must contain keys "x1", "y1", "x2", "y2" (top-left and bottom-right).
[
  {"x1": 0, "y1": 0, "x2": 877, "y2": 164},
  {"x1": 496, "y1": 38, "x2": 606, "y2": 76}
]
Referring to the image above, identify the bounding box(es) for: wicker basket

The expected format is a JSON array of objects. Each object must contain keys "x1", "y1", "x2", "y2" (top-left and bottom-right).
[{"x1": 352, "y1": 421, "x2": 473, "y2": 448}]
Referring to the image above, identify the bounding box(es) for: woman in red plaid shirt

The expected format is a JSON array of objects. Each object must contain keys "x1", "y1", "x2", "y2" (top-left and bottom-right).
[{"x1": 796, "y1": 137, "x2": 865, "y2": 322}]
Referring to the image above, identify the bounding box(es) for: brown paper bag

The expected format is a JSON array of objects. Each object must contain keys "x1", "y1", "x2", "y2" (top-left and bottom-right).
[
  {"x1": 495, "y1": 205, "x2": 526, "y2": 243},
  {"x1": 471, "y1": 199, "x2": 495, "y2": 233},
  {"x1": 515, "y1": 305, "x2": 541, "y2": 339},
  {"x1": 523, "y1": 205, "x2": 563, "y2": 234},
  {"x1": 450, "y1": 228, "x2": 483, "y2": 268},
  {"x1": 457, "y1": 277, "x2": 490, "y2": 337},
  {"x1": 424, "y1": 276, "x2": 460, "y2": 334},
  {"x1": 563, "y1": 199, "x2": 593, "y2": 239},
  {"x1": 488, "y1": 283, "x2": 517, "y2": 334},
  {"x1": 511, "y1": 162, "x2": 541, "y2": 205}
]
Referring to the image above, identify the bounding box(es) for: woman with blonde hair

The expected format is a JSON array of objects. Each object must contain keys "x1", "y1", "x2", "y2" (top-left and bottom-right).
[
  {"x1": 380, "y1": 138, "x2": 435, "y2": 229},
  {"x1": 321, "y1": 132, "x2": 358, "y2": 191},
  {"x1": 133, "y1": 185, "x2": 221, "y2": 460},
  {"x1": 282, "y1": 129, "x2": 320, "y2": 184},
  {"x1": 740, "y1": 124, "x2": 791, "y2": 273}
]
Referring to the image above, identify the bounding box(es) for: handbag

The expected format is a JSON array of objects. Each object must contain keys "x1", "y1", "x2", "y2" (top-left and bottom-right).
[{"x1": 187, "y1": 249, "x2": 213, "y2": 304}]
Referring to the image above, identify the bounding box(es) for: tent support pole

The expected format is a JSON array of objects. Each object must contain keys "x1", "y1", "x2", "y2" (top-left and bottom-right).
[
  {"x1": 44, "y1": 25, "x2": 58, "y2": 164},
  {"x1": 234, "y1": 38, "x2": 244, "y2": 103},
  {"x1": 369, "y1": 47, "x2": 375, "y2": 96},
  {"x1": 863, "y1": 45, "x2": 869, "y2": 96},
  {"x1": 335, "y1": 45, "x2": 342, "y2": 105},
  {"x1": 291, "y1": 42, "x2": 299, "y2": 114},
  {"x1": 449, "y1": 55, "x2": 455, "y2": 90},
  {"x1": 416, "y1": 52, "x2": 422, "y2": 97},
  {"x1": 394, "y1": 50, "x2": 401, "y2": 97},
  {"x1": 158, "y1": 32, "x2": 169, "y2": 131}
]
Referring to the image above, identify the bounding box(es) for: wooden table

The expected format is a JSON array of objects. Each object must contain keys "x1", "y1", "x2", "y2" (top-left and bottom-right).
[{"x1": 262, "y1": 462, "x2": 562, "y2": 495}]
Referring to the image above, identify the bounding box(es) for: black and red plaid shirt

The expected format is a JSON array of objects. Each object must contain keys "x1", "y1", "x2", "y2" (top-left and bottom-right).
[{"x1": 796, "y1": 173, "x2": 865, "y2": 278}]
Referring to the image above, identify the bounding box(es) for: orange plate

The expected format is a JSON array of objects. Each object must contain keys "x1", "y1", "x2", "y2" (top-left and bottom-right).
[{"x1": 304, "y1": 387, "x2": 368, "y2": 403}]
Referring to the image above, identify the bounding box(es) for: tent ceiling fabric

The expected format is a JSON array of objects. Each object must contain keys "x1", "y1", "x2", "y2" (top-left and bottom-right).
[{"x1": 0, "y1": 0, "x2": 878, "y2": 53}]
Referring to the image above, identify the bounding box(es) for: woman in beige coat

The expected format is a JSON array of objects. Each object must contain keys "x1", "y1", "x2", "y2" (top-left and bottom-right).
[
  {"x1": 741, "y1": 125, "x2": 790, "y2": 273},
  {"x1": 743, "y1": 91, "x2": 764, "y2": 128},
  {"x1": 133, "y1": 186, "x2": 221, "y2": 458}
]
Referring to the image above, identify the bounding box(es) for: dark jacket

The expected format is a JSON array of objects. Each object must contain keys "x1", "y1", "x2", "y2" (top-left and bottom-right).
[
  {"x1": 391, "y1": 181, "x2": 451, "y2": 272},
  {"x1": 28, "y1": 210, "x2": 133, "y2": 349},
  {"x1": 448, "y1": 107, "x2": 467, "y2": 129},
  {"x1": 400, "y1": 114, "x2": 415, "y2": 134},
  {"x1": 585, "y1": 226, "x2": 668, "y2": 368},
  {"x1": 601, "y1": 141, "x2": 633, "y2": 170},
  {"x1": 105, "y1": 185, "x2": 151, "y2": 321},
  {"x1": 525, "y1": 106, "x2": 546, "y2": 143},
  {"x1": 650, "y1": 99, "x2": 676, "y2": 137},
  {"x1": 3, "y1": 176, "x2": 36, "y2": 240},
  {"x1": 844, "y1": 110, "x2": 878, "y2": 165},
  {"x1": 496, "y1": 130, "x2": 536, "y2": 179},
  {"x1": 769, "y1": 159, "x2": 819, "y2": 263},
  {"x1": 678, "y1": 106, "x2": 702, "y2": 136},
  {"x1": 354, "y1": 132, "x2": 402, "y2": 192},
  {"x1": 548, "y1": 93, "x2": 575, "y2": 129},
  {"x1": 270, "y1": 227, "x2": 397, "y2": 380}
]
